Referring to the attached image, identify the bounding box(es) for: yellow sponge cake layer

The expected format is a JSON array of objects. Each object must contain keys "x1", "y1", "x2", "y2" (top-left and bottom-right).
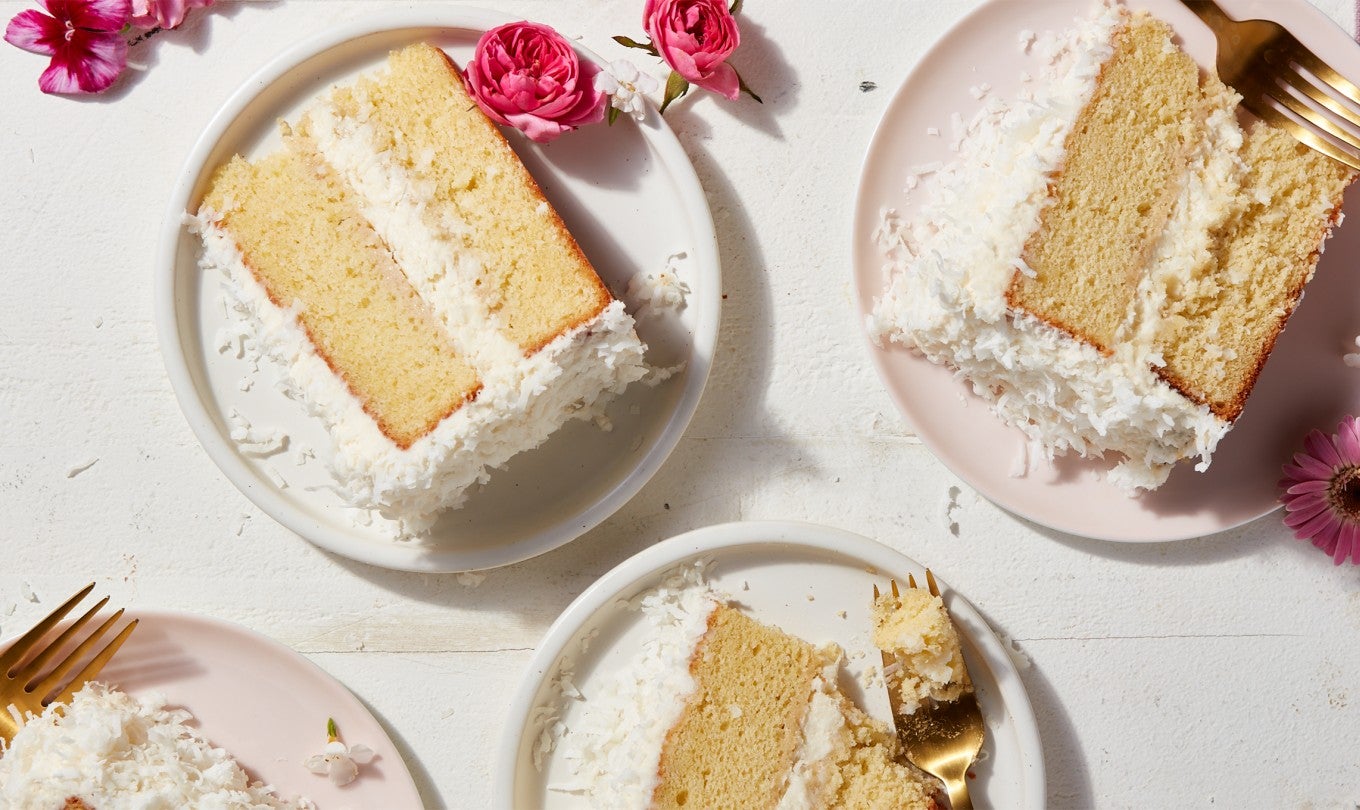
[
  {"x1": 1007, "y1": 14, "x2": 1203, "y2": 352},
  {"x1": 652, "y1": 606, "x2": 823, "y2": 809},
  {"x1": 319, "y1": 43, "x2": 611, "y2": 355},
  {"x1": 1155, "y1": 122, "x2": 1354, "y2": 420},
  {"x1": 202, "y1": 150, "x2": 480, "y2": 449}
]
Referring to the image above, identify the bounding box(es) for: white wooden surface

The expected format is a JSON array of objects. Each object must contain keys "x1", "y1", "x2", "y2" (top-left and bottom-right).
[{"x1": 2, "y1": 1, "x2": 1359, "y2": 807}]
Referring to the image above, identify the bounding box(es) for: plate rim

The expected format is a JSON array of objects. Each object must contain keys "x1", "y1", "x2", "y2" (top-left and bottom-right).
[
  {"x1": 493, "y1": 519, "x2": 1047, "y2": 809},
  {"x1": 153, "y1": 6, "x2": 721, "y2": 572},
  {"x1": 1, "y1": 606, "x2": 425, "y2": 806},
  {"x1": 848, "y1": 0, "x2": 1344, "y2": 543}
]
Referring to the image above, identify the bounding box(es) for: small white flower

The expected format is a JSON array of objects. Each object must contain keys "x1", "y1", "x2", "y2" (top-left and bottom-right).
[
  {"x1": 594, "y1": 59, "x2": 658, "y2": 122},
  {"x1": 305, "y1": 719, "x2": 375, "y2": 786},
  {"x1": 1345, "y1": 335, "x2": 1360, "y2": 368}
]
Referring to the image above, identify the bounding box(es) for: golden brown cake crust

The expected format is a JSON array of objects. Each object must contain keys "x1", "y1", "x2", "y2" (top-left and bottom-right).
[{"x1": 428, "y1": 46, "x2": 613, "y2": 355}]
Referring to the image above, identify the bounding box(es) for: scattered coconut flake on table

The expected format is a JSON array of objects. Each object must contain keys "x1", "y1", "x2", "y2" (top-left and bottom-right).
[
  {"x1": 65, "y1": 457, "x2": 99, "y2": 479},
  {"x1": 456, "y1": 572, "x2": 486, "y2": 588}
]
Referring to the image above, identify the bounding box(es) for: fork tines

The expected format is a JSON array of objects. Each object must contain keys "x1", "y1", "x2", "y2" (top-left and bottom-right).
[{"x1": 2, "y1": 583, "x2": 138, "y2": 706}]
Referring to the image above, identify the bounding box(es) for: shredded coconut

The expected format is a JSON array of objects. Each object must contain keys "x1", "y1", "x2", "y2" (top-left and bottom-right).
[
  {"x1": 869, "y1": 3, "x2": 1232, "y2": 491},
  {"x1": 547, "y1": 561, "x2": 722, "y2": 805},
  {"x1": 0, "y1": 683, "x2": 312, "y2": 808}
]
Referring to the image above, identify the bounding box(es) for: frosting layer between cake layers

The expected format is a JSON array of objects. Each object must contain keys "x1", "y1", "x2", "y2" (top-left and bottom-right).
[
  {"x1": 193, "y1": 57, "x2": 648, "y2": 535},
  {"x1": 549, "y1": 565, "x2": 937, "y2": 810},
  {"x1": 869, "y1": 4, "x2": 1233, "y2": 490}
]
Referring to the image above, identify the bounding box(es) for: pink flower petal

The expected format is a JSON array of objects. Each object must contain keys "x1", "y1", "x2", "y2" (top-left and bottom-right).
[
  {"x1": 1291, "y1": 452, "x2": 1336, "y2": 481},
  {"x1": 1283, "y1": 496, "x2": 1330, "y2": 526},
  {"x1": 1333, "y1": 522, "x2": 1359, "y2": 565},
  {"x1": 5, "y1": 9, "x2": 62, "y2": 56},
  {"x1": 1292, "y1": 508, "x2": 1342, "y2": 542},
  {"x1": 50, "y1": 0, "x2": 131, "y2": 31},
  {"x1": 1284, "y1": 499, "x2": 1332, "y2": 528},
  {"x1": 1337, "y1": 418, "x2": 1360, "y2": 465},
  {"x1": 1285, "y1": 479, "x2": 1330, "y2": 495},
  {"x1": 1314, "y1": 518, "x2": 1342, "y2": 555},
  {"x1": 1285, "y1": 490, "x2": 1328, "y2": 512},
  {"x1": 40, "y1": 28, "x2": 126, "y2": 93},
  {"x1": 130, "y1": 0, "x2": 204, "y2": 29},
  {"x1": 1304, "y1": 430, "x2": 1344, "y2": 470}
]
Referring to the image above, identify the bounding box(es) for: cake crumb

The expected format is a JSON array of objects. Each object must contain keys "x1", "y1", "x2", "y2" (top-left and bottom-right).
[
  {"x1": 969, "y1": 83, "x2": 991, "y2": 100},
  {"x1": 626, "y1": 252, "x2": 690, "y2": 318},
  {"x1": 925, "y1": 126, "x2": 940, "y2": 137},
  {"x1": 1018, "y1": 29, "x2": 1036, "y2": 53},
  {"x1": 996, "y1": 631, "x2": 1032, "y2": 670},
  {"x1": 92, "y1": 316, "x2": 103, "y2": 329},
  {"x1": 806, "y1": 593, "x2": 815, "y2": 602},
  {"x1": 456, "y1": 571, "x2": 487, "y2": 588},
  {"x1": 837, "y1": 610, "x2": 848, "y2": 620},
  {"x1": 20, "y1": 582, "x2": 37, "y2": 603},
  {"x1": 65, "y1": 458, "x2": 99, "y2": 479},
  {"x1": 642, "y1": 362, "x2": 686, "y2": 387}
]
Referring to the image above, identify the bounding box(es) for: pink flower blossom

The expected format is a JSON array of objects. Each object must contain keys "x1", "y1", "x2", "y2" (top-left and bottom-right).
[
  {"x1": 643, "y1": 0, "x2": 741, "y2": 100},
  {"x1": 130, "y1": 0, "x2": 211, "y2": 30},
  {"x1": 1279, "y1": 415, "x2": 1360, "y2": 565},
  {"x1": 463, "y1": 21, "x2": 605, "y2": 144},
  {"x1": 5, "y1": 0, "x2": 131, "y2": 94}
]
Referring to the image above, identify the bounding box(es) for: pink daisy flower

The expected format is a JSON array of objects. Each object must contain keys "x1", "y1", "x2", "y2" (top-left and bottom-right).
[
  {"x1": 5, "y1": 0, "x2": 132, "y2": 95},
  {"x1": 1279, "y1": 415, "x2": 1360, "y2": 565}
]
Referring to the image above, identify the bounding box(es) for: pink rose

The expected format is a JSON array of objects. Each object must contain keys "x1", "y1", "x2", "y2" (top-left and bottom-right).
[
  {"x1": 463, "y1": 21, "x2": 605, "y2": 144},
  {"x1": 130, "y1": 0, "x2": 212, "y2": 29},
  {"x1": 643, "y1": 0, "x2": 740, "y2": 100}
]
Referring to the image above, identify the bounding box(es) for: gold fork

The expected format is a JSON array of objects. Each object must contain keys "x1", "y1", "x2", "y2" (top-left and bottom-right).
[
  {"x1": 873, "y1": 571, "x2": 985, "y2": 810},
  {"x1": 1180, "y1": 0, "x2": 1360, "y2": 169},
  {"x1": 0, "y1": 583, "x2": 138, "y2": 742}
]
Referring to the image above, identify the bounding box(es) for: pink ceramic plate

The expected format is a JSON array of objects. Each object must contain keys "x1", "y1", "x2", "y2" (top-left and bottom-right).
[
  {"x1": 88, "y1": 611, "x2": 423, "y2": 807},
  {"x1": 853, "y1": 0, "x2": 1360, "y2": 542}
]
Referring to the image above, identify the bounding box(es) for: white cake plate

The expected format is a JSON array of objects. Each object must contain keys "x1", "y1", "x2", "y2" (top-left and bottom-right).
[{"x1": 156, "y1": 8, "x2": 719, "y2": 571}]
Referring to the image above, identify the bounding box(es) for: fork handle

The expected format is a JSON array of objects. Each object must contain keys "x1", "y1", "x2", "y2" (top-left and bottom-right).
[
  {"x1": 942, "y1": 773, "x2": 972, "y2": 810},
  {"x1": 1179, "y1": 0, "x2": 1233, "y2": 29}
]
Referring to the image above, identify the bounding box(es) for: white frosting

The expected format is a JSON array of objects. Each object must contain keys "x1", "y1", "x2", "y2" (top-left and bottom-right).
[
  {"x1": 301, "y1": 96, "x2": 526, "y2": 374},
  {"x1": 776, "y1": 665, "x2": 848, "y2": 810},
  {"x1": 0, "y1": 683, "x2": 310, "y2": 809},
  {"x1": 869, "y1": 3, "x2": 1231, "y2": 490},
  {"x1": 196, "y1": 210, "x2": 645, "y2": 533},
  {"x1": 1123, "y1": 88, "x2": 1247, "y2": 369},
  {"x1": 549, "y1": 562, "x2": 721, "y2": 806},
  {"x1": 192, "y1": 77, "x2": 649, "y2": 533}
]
